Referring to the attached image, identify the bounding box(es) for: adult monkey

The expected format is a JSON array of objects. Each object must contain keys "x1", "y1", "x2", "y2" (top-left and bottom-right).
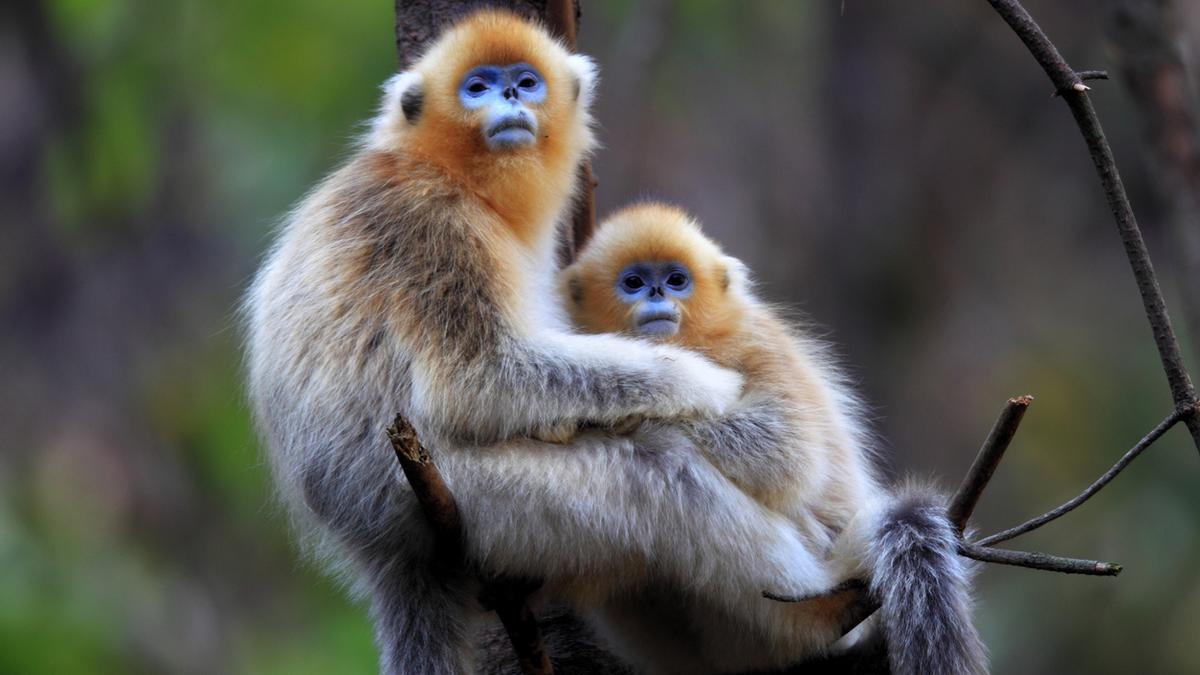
[{"x1": 245, "y1": 11, "x2": 831, "y2": 674}]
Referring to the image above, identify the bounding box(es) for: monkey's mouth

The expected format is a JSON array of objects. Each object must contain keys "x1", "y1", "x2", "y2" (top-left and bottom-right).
[
  {"x1": 636, "y1": 311, "x2": 680, "y2": 337},
  {"x1": 489, "y1": 118, "x2": 535, "y2": 136},
  {"x1": 486, "y1": 116, "x2": 537, "y2": 149}
]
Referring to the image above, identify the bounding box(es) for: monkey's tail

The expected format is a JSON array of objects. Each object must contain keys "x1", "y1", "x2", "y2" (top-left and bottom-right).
[{"x1": 864, "y1": 487, "x2": 988, "y2": 675}]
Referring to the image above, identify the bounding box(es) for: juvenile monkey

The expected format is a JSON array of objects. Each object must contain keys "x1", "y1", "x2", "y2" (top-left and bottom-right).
[
  {"x1": 559, "y1": 203, "x2": 987, "y2": 674},
  {"x1": 244, "y1": 13, "x2": 840, "y2": 674}
]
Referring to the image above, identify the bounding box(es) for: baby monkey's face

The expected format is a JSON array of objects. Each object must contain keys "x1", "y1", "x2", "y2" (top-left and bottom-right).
[{"x1": 614, "y1": 261, "x2": 693, "y2": 337}]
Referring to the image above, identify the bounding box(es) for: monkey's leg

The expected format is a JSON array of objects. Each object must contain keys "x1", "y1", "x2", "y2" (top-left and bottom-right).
[{"x1": 360, "y1": 551, "x2": 477, "y2": 675}]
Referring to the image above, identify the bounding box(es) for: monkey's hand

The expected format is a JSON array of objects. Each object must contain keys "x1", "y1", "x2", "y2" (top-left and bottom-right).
[
  {"x1": 532, "y1": 421, "x2": 579, "y2": 444},
  {"x1": 650, "y1": 345, "x2": 744, "y2": 419}
]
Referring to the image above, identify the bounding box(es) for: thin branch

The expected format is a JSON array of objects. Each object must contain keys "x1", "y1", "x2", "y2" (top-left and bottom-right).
[
  {"x1": 976, "y1": 408, "x2": 1185, "y2": 546},
  {"x1": 959, "y1": 541, "x2": 1122, "y2": 576},
  {"x1": 948, "y1": 395, "x2": 1033, "y2": 532},
  {"x1": 1104, "y1": 0, "x2": 1200, "y2": 374},
  {"x1": 1052, "y1": 69, "x2": 1109, "y2": 97},
  {"x1": 985, "y1": 0, "x2": 1200, "y2": 453},
  {"x1": 765, "y1": 392, "x2": 1155, "y2": 638}
]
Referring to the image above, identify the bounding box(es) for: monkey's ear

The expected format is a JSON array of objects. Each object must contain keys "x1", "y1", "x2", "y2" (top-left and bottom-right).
[
  {"x1": 368, "y1": 71, "x2": 424, "y2": 148},
  {"x1": 563, "y1": 270, "x2": 584, "y2": 305},
  {"x1": 718, "y1": 255, "x2": 751, "y2": 296},
  {"x1": 565, "y1": 54, "x2": 598, "y2": 110}
]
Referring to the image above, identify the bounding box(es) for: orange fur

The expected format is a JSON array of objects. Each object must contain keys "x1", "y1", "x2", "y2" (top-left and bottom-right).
[
  {"x1": 565, "y1": 203, "x2": 743, "y2": 354},
  {"x1": 392, "y1": 10, "x2": 590, "y2": 246}
]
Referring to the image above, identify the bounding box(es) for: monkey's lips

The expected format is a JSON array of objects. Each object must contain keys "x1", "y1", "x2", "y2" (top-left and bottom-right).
[
  {"x1": 486, "y1": 116, "x2": 537, "y2": 148},
  {"x1": 636, "y1": 312, "x2": 680, "y2": 337}
]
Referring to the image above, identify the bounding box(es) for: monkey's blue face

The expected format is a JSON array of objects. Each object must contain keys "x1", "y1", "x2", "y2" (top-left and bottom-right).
[
  {"x1": 458, "y1": 63, "x2": 546, "y2": 151},
  {"x1": 615, "y1": 262, "x2": 692, "y2": 337}
]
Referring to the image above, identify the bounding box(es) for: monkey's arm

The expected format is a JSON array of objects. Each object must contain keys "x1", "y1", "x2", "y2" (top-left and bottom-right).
[
  {"x1": 409, "y1": 328, "x2": 743, "y2": 445},
  {"x1": 678, "y1": 395, "x2": 806, "y2": 497}
]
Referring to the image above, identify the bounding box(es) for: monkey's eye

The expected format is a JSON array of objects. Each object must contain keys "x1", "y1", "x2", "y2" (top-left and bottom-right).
[
  {"x1": 466, "y1": 79, "x2": 488, "y2": 96},
  {"x1": 621, "y1": 275, "x2": 646, "y2": 292},
  {"x1": 666, "y1": 272, "x2": 689, "y2": 290},
  {"x1": 517, "y1": 73, "x2": 539, "y2": 90}
]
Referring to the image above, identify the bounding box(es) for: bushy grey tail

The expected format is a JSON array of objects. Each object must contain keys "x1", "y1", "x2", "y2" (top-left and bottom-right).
[{"x1": 865, "y1": 489, "x2": 988, "y2": 675}]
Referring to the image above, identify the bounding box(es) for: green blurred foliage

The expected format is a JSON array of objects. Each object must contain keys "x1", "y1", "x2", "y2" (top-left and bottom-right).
[{"x1": 4, "y1": 0, "x2": 1200, "y2": 672}]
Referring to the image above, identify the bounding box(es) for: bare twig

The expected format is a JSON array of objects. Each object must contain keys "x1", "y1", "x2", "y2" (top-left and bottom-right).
[
  {"x1": 387, "y1": 416, "x2": 464, "y2": 565},
  {"x1": 959, "y1": 541, "x2": 1122, "y2": 576},
  {"x1": 765, "y1": 396, "x2": 1139, "y2": 638},
  {"x1": 984, "y1": 0, "x2": 1200, "y2": 452},
  {"x1": 1052, "y1": 69, "x2": 1109, "y2": 97},
  {"x1": 948, "y1": 396, "x2": 1033, "y2": 532},
  {"x1": 977, "y1": 407, "x2": 1186, "y2": 546}
]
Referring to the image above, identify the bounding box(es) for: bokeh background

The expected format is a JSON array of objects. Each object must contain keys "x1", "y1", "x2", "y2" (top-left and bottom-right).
[{"x1": 4, "y1": 0, "x2": 1199, "y2": 672}]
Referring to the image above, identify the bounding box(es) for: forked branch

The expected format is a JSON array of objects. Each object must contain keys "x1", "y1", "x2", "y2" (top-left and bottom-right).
[
  {"x1": 985, "y1": 0, "x2": 1200, "y2": 451},
  {"x1": 770, "y1": 0, "x2": 1200, "y2": 643},
  {"x1": 977, "y1": 407, "x2": 1187, "y2": 547}
]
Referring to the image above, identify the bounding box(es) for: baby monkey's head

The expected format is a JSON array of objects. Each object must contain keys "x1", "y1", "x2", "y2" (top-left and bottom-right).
[{"x1": 563, "y1": 203, "x2": 747, "y2": 347}]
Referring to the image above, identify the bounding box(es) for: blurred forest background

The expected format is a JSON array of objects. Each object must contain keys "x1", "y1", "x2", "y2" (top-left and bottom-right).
[{"x1": 4, "y1": 0, "x2": 1200, "y2": 672}]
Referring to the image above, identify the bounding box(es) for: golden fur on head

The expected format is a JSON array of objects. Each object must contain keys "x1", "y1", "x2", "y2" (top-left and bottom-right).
[
  {"x1": 371, "y1": 10, "x2": 596, "y2": 243},
  {"x1": 564, "y1": 202, "x2": 744, "y2": 350}
]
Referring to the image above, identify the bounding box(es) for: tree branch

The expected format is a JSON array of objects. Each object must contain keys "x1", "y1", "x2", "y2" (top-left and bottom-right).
[
  {"x1": 984, "y1": 0, "x2": 1200, "y2": 452},
  {"x1": 976, "y1": 406, "x2": 1187, "y2": 547},
  {"x1": 958, "y1": 541, "x2": 1122, "y2": 576},
  {"x1": 947, "y1": 395, "x2": 1033, "y2": 532},
  {"x1": 773, "y1": 4, "x2": 1200, "y2": 650},
  {"x1": 1104, "y1": 0, "x2": 1200, "y2": 369},
  {"x1": 387, "y1": 417, "x2": 464, "y2": 566}
]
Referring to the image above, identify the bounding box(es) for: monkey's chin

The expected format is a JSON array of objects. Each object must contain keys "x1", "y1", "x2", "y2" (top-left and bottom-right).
[{"x1": 637, "y1": 319, "x2": 680, "y2": 337}]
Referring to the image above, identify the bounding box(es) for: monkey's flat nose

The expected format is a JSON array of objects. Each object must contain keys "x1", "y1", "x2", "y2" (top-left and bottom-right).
[{"x1": 503, "y1": 87, "x2": 516, "y2": 100}]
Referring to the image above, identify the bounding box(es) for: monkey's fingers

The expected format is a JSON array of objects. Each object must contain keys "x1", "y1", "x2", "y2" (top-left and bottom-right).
[
  {"x1": 532, "y1": 422, "x2": 579, "y2": 444},
  {"x1": 608, "y1": 416, "x2": 646, "y2": 436}
]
